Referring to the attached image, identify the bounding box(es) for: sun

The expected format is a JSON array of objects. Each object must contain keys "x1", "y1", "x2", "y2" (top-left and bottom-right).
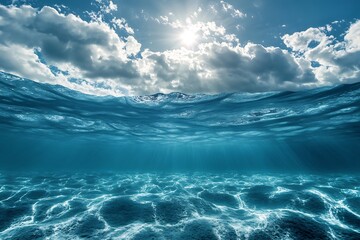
[{"x1": 180, "y1": 28, "x2": 198, "y2": 47}]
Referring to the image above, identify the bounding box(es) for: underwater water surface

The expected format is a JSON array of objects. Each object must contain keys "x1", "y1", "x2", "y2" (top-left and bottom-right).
[{"x1": 0, "y1": 71, "x2": 360, "y2": 239}]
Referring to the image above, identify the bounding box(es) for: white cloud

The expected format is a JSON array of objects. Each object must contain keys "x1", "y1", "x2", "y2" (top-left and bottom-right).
[
  {"x1": 160, "y1": 15, "x2": 169, "y2": 23},
  {"x1": 326, "y1": 24, "x2": 332, "y2": 32},
  {"x1": 282, "y1": 20, "x2": 360, "y2": 84},
  {"x1": 282, "y1": 27, "x2": 332, "y2": 53},
  {"x1": 137, "y1": 42, "x2": 315, "y2": 94},
  {"x1": 220, "y1": 1, "x2": 246, "y2": 18},
  {"x1": 0, "y1": 4, "x2": 359, "y2": 96},
  {"x1": 0, "y1": 4, "x2": 141, "y2": 96},
  {"x1": 95, "y1": 0, "x2": 117, "y2": 13},
  {"x1": 107, "y1": 1, "x2": 118, "y2": 13},
  {"x1": 125, "y1": 36, "x2": 141, "y2": 56},
  {"x1": 154, "y1": 14, "x2": 231, "y2": 45},
  {"x1": 345, "y1": 20, "x2": 360, "y2": 52},
  {"x1": 111, "y1": 17, "x2": 134, "y2": 34},
  {"x1": 0, "y1": 43, "x2": 56, "y2": 83}
]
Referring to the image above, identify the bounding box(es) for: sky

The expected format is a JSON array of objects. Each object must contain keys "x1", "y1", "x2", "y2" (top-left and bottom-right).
[{"x1": 0, "y1": 0, "x2": 359, "y2": 96}]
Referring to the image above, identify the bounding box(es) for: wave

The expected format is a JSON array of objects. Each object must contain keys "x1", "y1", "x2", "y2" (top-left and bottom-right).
[
  {"x1": 0, "y1": 71, "x2": 359, "y2": 142},
  {"x1": 1, "y1": 73, "x2": 360, "y2": 238}
]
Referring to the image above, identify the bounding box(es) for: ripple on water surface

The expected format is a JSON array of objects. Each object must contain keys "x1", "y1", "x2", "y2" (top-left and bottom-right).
[{"x1": 0, "y1": 173, "x2": 360, "y2": 239}]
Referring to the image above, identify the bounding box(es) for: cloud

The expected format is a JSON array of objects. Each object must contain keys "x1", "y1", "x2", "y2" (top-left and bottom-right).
[
  {"x1": 0, "y1": 4, "x2": 358, "y2": 96},
  {"x1": 138, "y1": 42, "x2": 315, "y2": 94},
  {"x1": 220, "y1": 1, "x2": 246, "y2": 18},
  {"x1": 154, "y1": 14, "x2": 236, "y2": 45},
  {"x1": 282, "y1": 20, "x2": 360, "y2": 84},
  {"x1": 0, "y1": 43, "x2": 57, "y2": 83},
  {"x1": 282, "y1": 27, "x2": 331, "y2": 53},
  {"x1": 95, "y1": 0, "x2": 117, "y2": 14},
  {"x1": 0, "y1": 4, "x2": 140, "y2": 95},
  {"x1": 125, "y1": 36, "x2": 141, "y2": 56},
  {"x1": 345, "y1": 20, "x2": 360, "y2": 52},
  {"x1": 111, "y1": 17, "x2": 134, "y2": 34}
]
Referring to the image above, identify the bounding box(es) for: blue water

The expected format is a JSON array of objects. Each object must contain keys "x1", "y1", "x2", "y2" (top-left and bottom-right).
[
  {"x1": 1, "y1": 173, "x2": 360, "y2": 239},
  {"x1": 0, "y1": 71, "x2": 360, "y2": 239}
]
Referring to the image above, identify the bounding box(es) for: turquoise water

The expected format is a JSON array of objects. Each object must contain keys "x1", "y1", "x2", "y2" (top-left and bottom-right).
[
  {"x1": 1, "y1": 173, "x2": 360, "y2": 239},
  {"x1": 0, "y1": 71, "x2": 360, "y2": 239}
]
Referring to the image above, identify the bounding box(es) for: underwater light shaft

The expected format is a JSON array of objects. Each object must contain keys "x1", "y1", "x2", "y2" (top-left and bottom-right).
[{"x1": 0, "y1": 71, "x2": 359, "y2": 171}]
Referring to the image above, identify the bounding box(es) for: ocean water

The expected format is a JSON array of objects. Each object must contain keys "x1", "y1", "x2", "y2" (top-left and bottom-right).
[
  {"x1": 0, "y1": 71, "x2": 360, "y2": 239},
  {"x1": 1, "y1": 173, "x2": 360, "y2": 239}
]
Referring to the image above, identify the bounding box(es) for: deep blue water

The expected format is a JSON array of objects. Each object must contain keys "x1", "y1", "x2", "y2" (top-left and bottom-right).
[{"x1": 0, "y1": 71, "x2": 360, "y2": 239}]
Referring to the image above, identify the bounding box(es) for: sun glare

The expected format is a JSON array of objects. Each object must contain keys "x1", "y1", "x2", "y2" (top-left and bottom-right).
[{"x1": 180, "y1": 28, "x2": 198, "y2": 47}]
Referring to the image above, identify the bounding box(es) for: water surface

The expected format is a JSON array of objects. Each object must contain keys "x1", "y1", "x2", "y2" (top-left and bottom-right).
[{"x1": 0, "y1": 72, "x2": 360, "y2": 239}]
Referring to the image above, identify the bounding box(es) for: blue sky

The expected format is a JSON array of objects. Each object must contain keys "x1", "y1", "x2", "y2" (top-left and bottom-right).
[{"x1": 0, "y1": 0, "x2": 359, "y2": 95}]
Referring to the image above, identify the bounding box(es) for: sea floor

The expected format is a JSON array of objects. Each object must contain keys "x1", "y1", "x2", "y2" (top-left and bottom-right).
[{"x1": 0, "y1": 172, "x2": 360, "y2": 239}]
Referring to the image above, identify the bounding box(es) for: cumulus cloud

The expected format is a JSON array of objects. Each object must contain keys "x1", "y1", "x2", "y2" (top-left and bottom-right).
[
  {"x1": 0, "y1": 4, "x2": 140, "y2": 95},
  {"x1": 345, "y1": 20, "x2": 360, "y2": 52},
  {"x1": 138, "y1": 42, "x2": 315, "y2": 94},
  {"x1": 0, "y1": 44, "x2": 57, "y2": 82},
  {"x1": 282, "y1": 20, "x2": 360, "y2": 84},
  {"x1": 282, "y1": 27, "x2": 332, "y2": 53},
  {"x1": 125, "y1": 36, "x2": 141, "y2": 56},
  {"x1": 0, "y1": 4, "x2": 359, "y2": 96}
]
